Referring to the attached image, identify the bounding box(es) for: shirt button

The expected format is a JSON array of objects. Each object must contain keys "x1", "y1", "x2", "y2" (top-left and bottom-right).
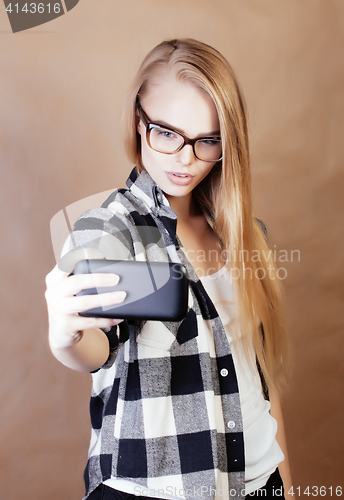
[
  {"x1": 220, "y1": 368, "x2": 228, "y2": 377},
  {"x1": 227, "y1": 420, "x2": 236, "y2": 429}
]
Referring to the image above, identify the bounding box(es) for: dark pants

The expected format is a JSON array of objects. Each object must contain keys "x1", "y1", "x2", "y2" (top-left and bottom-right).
[
  {"x1": 246, "y1": 469, "x2": 285, "y2": 499},
  {"x1": 87, "y1": 468, "x2": 285, "y2": 500}
]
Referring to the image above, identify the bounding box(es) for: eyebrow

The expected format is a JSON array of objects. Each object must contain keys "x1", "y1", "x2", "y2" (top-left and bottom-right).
[
  {"x1": 138, "y1": 104, "x2": 221, "y2": 139},
  {"x1": 148, "y1": 115, "x2": 221, "y2": 139},
  {"x1": 153, "y1": 119, "x2": 220, "y2": 138}
]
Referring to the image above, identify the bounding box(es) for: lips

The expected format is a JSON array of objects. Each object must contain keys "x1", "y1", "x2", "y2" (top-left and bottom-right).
[{"x1": 166, "y1": 171, "x2": 194, "y2": 186}]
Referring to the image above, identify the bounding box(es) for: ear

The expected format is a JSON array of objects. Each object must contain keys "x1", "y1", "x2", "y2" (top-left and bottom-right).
[{"x1": 136, "y1": 108, "x2": 142, "y2": 135}]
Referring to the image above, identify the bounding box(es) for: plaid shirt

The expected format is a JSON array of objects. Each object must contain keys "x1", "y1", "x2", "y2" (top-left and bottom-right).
[{"x1": 65, "y1": 168, "x2": 248, "y2": 500}]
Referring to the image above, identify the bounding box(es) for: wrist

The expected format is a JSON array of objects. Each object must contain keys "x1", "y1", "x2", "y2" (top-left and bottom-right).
[{"x1": 49, "y1": 330, "x2": 84, "y2": 350}]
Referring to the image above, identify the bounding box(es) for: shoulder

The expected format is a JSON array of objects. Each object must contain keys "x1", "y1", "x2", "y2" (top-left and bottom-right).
[
  {"x1": 61, "y1": 187, "x2": 140, "y2": 260},
  {"x1": 73, "y1": 186, "x2": 139, "y2": 231}
]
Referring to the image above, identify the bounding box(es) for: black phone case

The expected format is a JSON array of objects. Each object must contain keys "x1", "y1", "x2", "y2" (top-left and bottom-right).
[{"x1": 74, "y1": 259, "x2": 189, "y2": 321}]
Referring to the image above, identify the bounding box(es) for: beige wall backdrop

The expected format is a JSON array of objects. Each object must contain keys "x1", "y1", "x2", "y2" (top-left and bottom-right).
[{"x1": 1, "y1": 1, "x2": 343, "y2": 498}]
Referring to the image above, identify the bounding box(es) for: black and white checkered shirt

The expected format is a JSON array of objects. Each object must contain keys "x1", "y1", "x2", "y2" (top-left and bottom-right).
[{"x1": 64, "y1": 168, "x2": 248, "y2": 500}]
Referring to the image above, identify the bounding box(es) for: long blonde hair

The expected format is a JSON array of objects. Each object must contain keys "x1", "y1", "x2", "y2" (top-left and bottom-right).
[{"x1": 124, "y1": 38, "x2": 288, "y2": 392}]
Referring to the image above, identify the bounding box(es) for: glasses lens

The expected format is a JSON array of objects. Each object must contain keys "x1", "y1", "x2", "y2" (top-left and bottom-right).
[
  {"x1": 149, "y1": 126, "x2": 184, "y2": 154},
  {"x1": 195, "y1": 138, "x2": 222, "y2": 161}
]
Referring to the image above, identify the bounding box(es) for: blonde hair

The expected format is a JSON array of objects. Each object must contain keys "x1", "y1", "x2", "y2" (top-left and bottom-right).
[{"x1": 124, "y1": 38, "x2": 289, "y2": 392}]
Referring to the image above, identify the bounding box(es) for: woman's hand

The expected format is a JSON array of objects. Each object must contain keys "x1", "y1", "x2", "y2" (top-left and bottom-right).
[{"x1": 45, "y1": 249, "x2": 126, "y2": 371}]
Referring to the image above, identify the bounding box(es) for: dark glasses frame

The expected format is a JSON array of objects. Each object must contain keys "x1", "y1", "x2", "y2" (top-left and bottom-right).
[{"x1": 137, "y1": 103, "x2": 222, "y2": 163}]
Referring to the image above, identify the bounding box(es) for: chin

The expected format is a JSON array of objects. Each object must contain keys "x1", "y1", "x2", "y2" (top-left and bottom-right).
[{"x1": 163, "y1": 183, "x2": 192, "y2": 196}]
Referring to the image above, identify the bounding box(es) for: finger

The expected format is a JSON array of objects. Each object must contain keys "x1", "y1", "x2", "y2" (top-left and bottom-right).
[
  {"x1": 63, "y1": 272, "x2": 121, "y2": 296},
  {"x1": 46, "y1": 250, "x2": 107, "y2": 287},
  {"x1": 65, "y1": 290, "x2": 127, "y2": 314},
  {"x1": 49, "y1": 316, "x2": 123, "y2": 347},
  {"x1": 67, "y1": 315, "x2": 124, "y2": 331},
  {"x1": 46, "y1": 262, "x2": 70, "y2": 287},
  {"x1": 58, "y1": 248, "x2": 106, "y2": 274}
]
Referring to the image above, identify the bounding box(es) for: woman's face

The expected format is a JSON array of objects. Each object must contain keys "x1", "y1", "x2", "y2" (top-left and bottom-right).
[{"x1": 137, "y1": 76, "x2": 220, "y2": 203}]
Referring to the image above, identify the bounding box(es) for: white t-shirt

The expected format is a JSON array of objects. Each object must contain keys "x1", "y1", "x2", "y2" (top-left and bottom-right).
[{"x1": 199, "y1": 265, "x2": 284, "y2": 494}]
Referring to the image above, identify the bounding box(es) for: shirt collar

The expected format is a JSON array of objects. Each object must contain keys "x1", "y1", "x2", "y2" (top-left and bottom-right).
[
  {"x1": 126, "y1": 166, "x2": 178, "y2": 245},
  {"x1": 126, "y1": 167, "x2": 173, "y2": 213}
]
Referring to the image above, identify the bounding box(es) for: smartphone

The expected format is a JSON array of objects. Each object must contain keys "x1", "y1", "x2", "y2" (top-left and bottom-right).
[{"x1": 74, "y1": 259, "x2": 189, "y2": 321}]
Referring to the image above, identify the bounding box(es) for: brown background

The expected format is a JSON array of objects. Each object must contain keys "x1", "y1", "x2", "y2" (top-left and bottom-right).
[{"x1": 0, "y1": 1, "x2": 343, "y2": 498}]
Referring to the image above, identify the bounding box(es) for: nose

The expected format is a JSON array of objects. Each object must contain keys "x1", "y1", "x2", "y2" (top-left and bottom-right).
[{"x1": 177, "y1": 144, "x2": 194, "y2": 166}]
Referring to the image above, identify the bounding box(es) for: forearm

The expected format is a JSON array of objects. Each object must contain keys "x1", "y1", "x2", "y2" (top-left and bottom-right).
[{"x1": 50, "y1": 327, "x2": 110, "y2": 372}]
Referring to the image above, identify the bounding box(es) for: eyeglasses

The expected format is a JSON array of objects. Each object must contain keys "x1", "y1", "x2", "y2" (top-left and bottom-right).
[{"x1": 138, "y1": 104, "x2": 222, "y2": 163}]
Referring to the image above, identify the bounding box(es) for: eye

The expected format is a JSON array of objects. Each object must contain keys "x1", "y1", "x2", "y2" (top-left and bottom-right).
[
  {"x1": 156, "y1": 128, "x2": 178, "y2": 139},
  {"x1": 198, "y1": 138, "x2": 221, "y2": 146},
  {"x1": 158, "y1": 130, "x2": 174, "y2": 138},
  {"x1": 151, "y1": 125, "x2": 180, "y2": 141}
]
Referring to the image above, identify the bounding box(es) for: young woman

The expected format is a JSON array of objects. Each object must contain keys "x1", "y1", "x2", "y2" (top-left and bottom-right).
[{"x1": 45, "y1": 39, "x2": 292, "y2": 500}]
